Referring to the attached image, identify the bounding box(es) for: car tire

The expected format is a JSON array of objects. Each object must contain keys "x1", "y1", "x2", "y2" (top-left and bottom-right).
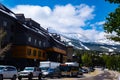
[
  {"x1": 38, "y1": 73, "x2": 42, "y2": 80},
  {"x1": 70, "y1": 73, "x2": 72, "y2": 77},
  {"x1": 28, "y1": 73, "x2": 33, "y2": 80},
  {"x1": 12, "y1": 75, "x2": 16, "y2": 80},
  {"x1": 0, "y1": 74, "x2": 3, "y2": 80},
  {"x1": 18, "y1": 76, "x2": 22, "y2": 80},
  {"x1": 58, "y1": 74, "x2": 61, "y2": 78}
]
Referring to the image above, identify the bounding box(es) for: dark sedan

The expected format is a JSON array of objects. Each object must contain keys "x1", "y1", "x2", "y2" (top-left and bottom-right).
[{"x1": 42, "y1": 68, "x2": 61, "y2": 78}]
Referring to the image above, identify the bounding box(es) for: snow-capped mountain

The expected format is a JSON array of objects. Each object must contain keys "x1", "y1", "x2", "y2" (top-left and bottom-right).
[
  {"x1": 60, "y1": 33, "x2": 120, "y2": 45},
  {"x1": 62, "y1": 34, "x2": 120, "y2": 52},
  {"x1": 62, "y1": 35, "x2": 120, "y2": 52},
  {"x1": 48, "y1": 29, "x2": 120, "y2": 52}
]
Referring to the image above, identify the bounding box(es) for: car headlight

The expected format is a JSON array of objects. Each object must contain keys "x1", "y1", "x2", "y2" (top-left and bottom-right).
[{"x1": 43, "y1": 72, "x2": 49, "y2": 75}]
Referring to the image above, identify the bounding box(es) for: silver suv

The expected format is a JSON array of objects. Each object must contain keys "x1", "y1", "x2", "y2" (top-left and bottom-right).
[
  {"x1": 18, "y1": 67, "x2": 42, "y2": 80},
  {"x1": 0, "y1": 65, "x2": 18, "y2": 80}
]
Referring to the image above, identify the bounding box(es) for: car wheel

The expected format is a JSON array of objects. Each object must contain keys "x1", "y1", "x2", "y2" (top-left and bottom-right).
[
  {"x1": 28, "y1": 73, "x2": 33, "y2": 80},
  {"x1": 18, "y1": 76, "x2": 22, "y2": 80},
  {"x1": 50, "y1": 75, "x2": 53, "y2": 78},
  {"x1": 70, "y1": 73, "x2": 73, "y2": 77},
  {"x1": 0, "y1": 74, "x2": 3, "y2": 80},
  {"x1": 38, "y1": 73, "x2": 42, "y2": 80},
  {"x1": 58, "y1": 74, "x2": 61, "y2": 78},
  {"x1": 12, "y1": 75, "x2": 16, "y2": 80}
]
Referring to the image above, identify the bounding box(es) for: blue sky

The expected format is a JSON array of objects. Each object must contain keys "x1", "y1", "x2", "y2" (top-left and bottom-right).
[
  {"x1": 1, "y1": 0, "x2": 117, "y2": 31},
  {"x1": 0, "y1": 0, "x2": 119, "y2": 44}
]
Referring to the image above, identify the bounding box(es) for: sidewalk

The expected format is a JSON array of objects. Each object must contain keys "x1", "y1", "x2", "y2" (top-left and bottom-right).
[
  {"x1": 90, "y1": 69, "x2": 103, "y2": 75},
  {"x1": 79, "y1": 68, "x2": 120, "y2": 80},
  {"x1": 109, "y1": 70, "x2": 120, "y2": 80},
  {"x1": 83, "y1": 68, "x2": 103, "y2": 77}
]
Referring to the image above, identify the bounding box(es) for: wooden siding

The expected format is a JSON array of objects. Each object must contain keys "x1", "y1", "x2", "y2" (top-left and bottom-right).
[
  {"x1": 46, "y1": 47, "x2": 66, "y2": 55},
  {"x1": 12, "y1": 45, "x2": 46, "y2": 60}
]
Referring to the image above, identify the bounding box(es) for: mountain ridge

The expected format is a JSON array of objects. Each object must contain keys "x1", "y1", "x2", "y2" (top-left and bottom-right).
[{"x1": 48, "y1": 29, "x2": 120, "y2": 52}]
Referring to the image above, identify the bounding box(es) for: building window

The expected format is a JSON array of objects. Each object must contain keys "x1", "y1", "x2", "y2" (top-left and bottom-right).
[
  {"x1": 27, "y1": 48, "x2": 31, "y2": 56},
  {"x1": 3, "y1": 21, "x2": 7, "y2": 27},
  {"x1": 35, "y1": 39, "x2": 37, "y2": 45},
  {"x1": 43, "y1": 53, "x2": 46, "y2": 58},
  {"x1": 29, "y1": 22, "x2": 32, "y2": 26},
  {"x1": 33, "y1": 50, "x2": 36, "y2": 56},
  {"x1": 38, "y1": 51, "x2": 42, "y2": 57},
  {"x1": 39, "y1": 41, "x2": 41, "y2": 46},
  {"x1": 43, "y1": 42, "x2": 46, "y2": 47},
  {"x1": 28, "y1": 37, "x2": 31, "y2": 42}
]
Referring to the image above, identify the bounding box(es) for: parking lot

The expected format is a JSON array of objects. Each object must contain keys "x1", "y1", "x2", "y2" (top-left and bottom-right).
[
  {"x1": 4, "y1": 77, "x2": 83, "y2": 80},
  {"x1": 3, "y1": 68, "x2": 102, "y2": 80}
]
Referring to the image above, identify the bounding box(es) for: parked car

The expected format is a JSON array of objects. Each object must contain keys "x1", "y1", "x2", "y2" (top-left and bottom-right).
[
  {"x1": 18, "y1": 67, "x2": 42, "y2": 80},
  {"x1": 0, "y1": 65, "x2": 18, "y2": 80},
  {"x1": 78, "y1": 68, "x2": 83, "y2": 75},
  {"x1": 42, "y1": 67, "x2": 61, "y2": 78},
  {"x1": 81, "y1": 68, "x2": 88, "y2": 73},
  {"x1": 88, "y1": 67, "x2": 95, "y2": 72}
]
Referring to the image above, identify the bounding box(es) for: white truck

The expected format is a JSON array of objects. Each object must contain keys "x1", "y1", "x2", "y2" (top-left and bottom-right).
[
  {"x1": 39, "y1": 61, "x2": 60, "y2": 72},
  {"x1": 65, "y1": 62, "x2": 79, "y2": 67}
]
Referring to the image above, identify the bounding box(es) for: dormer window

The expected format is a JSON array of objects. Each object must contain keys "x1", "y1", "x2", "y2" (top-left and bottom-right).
[
  {"x1": 39, "y1": 41, "x2": 41, "y2": 47},
  {"x1": 28, "y1": 37, "x2": 31, "y2": 42},
  {"x1": 35, "y1": 39, "x2": 37, "y2": 45},
  {"x1": 43, "y1": 42, "x2": 46, "y2": 47},
  {"x1": 3, "y1": 21, "x2": 7, "y2": 27}
]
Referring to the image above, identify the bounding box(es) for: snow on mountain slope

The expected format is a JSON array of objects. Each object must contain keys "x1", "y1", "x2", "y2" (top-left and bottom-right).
[
  {"x1": 48, "y1": 28, "x2": 120, "y2": 52},
  {"x1": 61, "y1": 34, "x2": 120, "y2": 52},
  {"x1": 79, "y1": 41, "x2": 90, "y2": 50}
]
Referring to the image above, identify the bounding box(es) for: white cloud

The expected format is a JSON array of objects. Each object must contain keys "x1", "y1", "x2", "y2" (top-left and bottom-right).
[
  {"x1": 11, "y1": 4, "x2": 95, "y2": 32},
  {"x1": 11, "y1": 4, "x2": 118, "y2": 44},
  {"x1": 80, "y1": 29, "x2": 105, "y2": 42},
  {"x1": 90, "y1": 21, "x2": 105, "y2": 30}
]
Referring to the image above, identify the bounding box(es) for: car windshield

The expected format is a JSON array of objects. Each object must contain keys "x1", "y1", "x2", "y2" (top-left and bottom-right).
[
  {"x1": 48, "y1": 68, "x2": 54, "y2": 72},
  {"x1": 59, "y1": 66, "x2": 70, "y2": 71},
  {"x1": 0, "y1": 66, "x2": 4, "y2": 70},
  {"x1": 40, "y1": 67, "x2": 48, "y2": 72},
  {"x1": 24, "y1": 67, "x2": 34, "y2": 71}
]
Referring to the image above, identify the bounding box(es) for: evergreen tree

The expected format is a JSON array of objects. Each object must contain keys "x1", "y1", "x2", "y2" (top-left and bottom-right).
[
  {"x1": 104, "y1": 0, "x2": 120, "y2": 42},
  {"x1": 105, "y1": 0, "x2": 120, "y2": 4},
  {"x1": 81, "y1": 53, "x2": 92, "y2": 67}
]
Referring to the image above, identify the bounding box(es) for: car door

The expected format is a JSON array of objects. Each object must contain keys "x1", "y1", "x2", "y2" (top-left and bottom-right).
[
  {"x1": 3, "y1": 67, "x2": 10, "y2": 78},
  {"x1": 56, "y1": 68, "x2": 61, "y2": 77},
  {"x1": 8, "y1": 67, "x2": 17, "y2": 78},
  {"x1": 2, "y1": 67, "x2": 7, "y2": 78},
  {"x1": 33, "y1": 67, "x2": 40, "y2": 77},
  {"x1": 35, "y1": 68, "x2": 40, "y2": 76},
  {"x1": 54, "y1": 68, "x2": 59, "y2": 77},
  {"x1": 6, "y1": 67, "x2": 13, "y2": 78}
]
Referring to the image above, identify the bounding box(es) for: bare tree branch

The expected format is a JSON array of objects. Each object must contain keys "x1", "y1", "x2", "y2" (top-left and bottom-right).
[
  {"x1": 0, "y1": 28, "x2": 11, "y2": 56},
  {"x1": 0, "y1": 43, "x2": 11, "y2": 56}
]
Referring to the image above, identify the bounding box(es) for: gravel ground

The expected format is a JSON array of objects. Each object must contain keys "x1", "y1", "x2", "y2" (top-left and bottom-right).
[
  {"x1": 108, "y1": 70, "x2": 120, "y2": 80},
  {"x1": 82, "y1": 68, "x2": 120, "y2": 80}
]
